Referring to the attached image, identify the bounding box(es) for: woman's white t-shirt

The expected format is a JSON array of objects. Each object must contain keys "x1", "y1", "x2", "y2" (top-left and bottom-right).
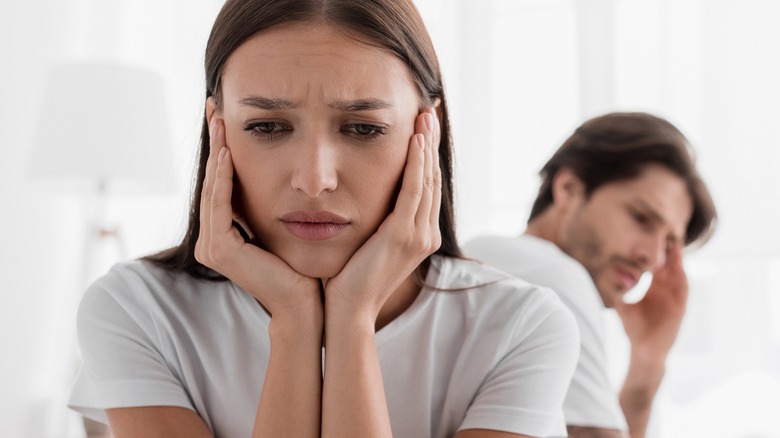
[{"x1": 69, "y1": 255, "x2": 579, "y2": 438}]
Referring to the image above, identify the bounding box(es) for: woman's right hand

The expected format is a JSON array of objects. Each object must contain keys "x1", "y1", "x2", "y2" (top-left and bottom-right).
[{"x1": 195, "y1": 118, "x2": 322, "y2": 321}]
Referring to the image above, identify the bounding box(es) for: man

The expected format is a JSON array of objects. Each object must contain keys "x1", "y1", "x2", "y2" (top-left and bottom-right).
[{"x1": 464, "y1": 112, "x2": 717, "y2": 438}]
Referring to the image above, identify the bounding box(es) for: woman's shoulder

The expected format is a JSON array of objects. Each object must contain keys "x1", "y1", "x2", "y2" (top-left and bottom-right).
[
  {"x1": 86, "y1": 259, "x2": 205, "y2": 299},
  {"x1": 79, "y1": 260, "x2": 244, "y2": 327}
]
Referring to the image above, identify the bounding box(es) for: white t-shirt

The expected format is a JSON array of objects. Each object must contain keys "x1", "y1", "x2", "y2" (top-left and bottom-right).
[
  {"x1": 68, "y1": 255, "x2": 579, "y2": 438},
  {"x1": 464, "y1": 235, "x2": 628, "y2": 430}
]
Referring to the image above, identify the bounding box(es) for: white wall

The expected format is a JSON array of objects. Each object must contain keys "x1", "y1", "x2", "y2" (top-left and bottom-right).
[
  {"x1": 1, "y1": 1, "x2": 219, "y2": 436},
  {"x1": 2, "y1": 0, "x2": 779, "y2": 437}
]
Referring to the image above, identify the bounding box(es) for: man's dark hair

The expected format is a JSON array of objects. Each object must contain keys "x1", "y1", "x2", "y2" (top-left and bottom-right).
[{"x1": 528, "y1": 112, "x2": 717, "y2": 246}]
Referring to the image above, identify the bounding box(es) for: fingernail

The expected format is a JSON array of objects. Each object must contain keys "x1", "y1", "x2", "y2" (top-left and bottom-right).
[
  {"x1": 218, "y1": 147, "x2": 227, "y2": 163},
  {"x1": 424, "y1": 113, "x2": 433, "y2": 131},
  {"x1": 417, "y1": 134, "x2": 425, "y2": 150}
]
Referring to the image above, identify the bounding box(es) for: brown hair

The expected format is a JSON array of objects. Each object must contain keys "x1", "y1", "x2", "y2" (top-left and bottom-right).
[
  {"x1": 147, "y1": 0, "x2": 460, "y2": 278},
  {"x1": 528, "y1": 112, "x2": 717, "y2": 246}
]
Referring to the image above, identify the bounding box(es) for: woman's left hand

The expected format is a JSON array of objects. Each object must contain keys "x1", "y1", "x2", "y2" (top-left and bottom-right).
[{"x1": 323, "y1": 107, "x2": 442, "y2": 324}]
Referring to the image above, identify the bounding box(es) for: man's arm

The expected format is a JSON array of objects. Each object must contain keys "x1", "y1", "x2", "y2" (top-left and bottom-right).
[{"x1": 614, "y1": 244, "x2": 688, "y2": 438}]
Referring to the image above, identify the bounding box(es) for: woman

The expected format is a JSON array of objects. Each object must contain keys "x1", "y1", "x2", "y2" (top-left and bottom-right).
[{"x1": 68, "y1": 1, "x2": 579, "y2": 437}]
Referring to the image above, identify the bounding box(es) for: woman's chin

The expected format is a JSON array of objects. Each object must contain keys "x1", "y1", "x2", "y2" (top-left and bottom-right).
[{"x1": 283, "y1": 252, "x2": 350, "y2": 280}]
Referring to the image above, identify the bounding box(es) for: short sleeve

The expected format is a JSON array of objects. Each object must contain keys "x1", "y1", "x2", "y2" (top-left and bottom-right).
[
  {"x1": 68, "y1": 266, "x2": 193, "y2": 424},
  {"x1": 534, "y1": 267, "x2": 628, "y2": 430},
  {"x1": 458, "y1": 293, "x2": 581, "y2": 438}
]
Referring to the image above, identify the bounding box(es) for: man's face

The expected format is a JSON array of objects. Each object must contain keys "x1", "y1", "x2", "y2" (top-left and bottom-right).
[{"x1": 559, "y1": 164, "x2": 693, "y2": 307}]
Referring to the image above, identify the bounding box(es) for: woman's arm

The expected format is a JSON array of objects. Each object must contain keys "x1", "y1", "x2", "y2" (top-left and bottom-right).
[
  {"x1": 106, "y1": 407, "x2": 213, "y2": 438},
  {"x1": 321, "y1": 109, "x2": 441, "y2": 437},
  {"x1": 107, "y1": 118, "x2": 323, "y2": 438},
  {"x1": 104, "y1": 115, "x2": 324, "y2": 438},
  {"x1": 200, "y1": 117, "x2": 323, "y2": 438},
  {"x1": 455, "y1": 430, "x2": 534, "y2": 438}
]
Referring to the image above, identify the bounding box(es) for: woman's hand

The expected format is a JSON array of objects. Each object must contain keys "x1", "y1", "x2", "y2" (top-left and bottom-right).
[
  {"x1": 195, "y1": 117, "x2": 322, "y2": 320},
  {"x1": 323, "y1": 107, "x2": 442, "y2": 324}
]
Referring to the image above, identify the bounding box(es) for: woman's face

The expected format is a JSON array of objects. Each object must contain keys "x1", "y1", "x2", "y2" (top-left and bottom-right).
[{"x1": 212, "y1": 22, "x2": 422, "y2": 279}]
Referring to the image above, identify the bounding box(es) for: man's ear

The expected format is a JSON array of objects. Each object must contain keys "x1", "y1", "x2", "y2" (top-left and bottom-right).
[{"x1": 551, "y1": 167, "x2": 586, "y2": 209}]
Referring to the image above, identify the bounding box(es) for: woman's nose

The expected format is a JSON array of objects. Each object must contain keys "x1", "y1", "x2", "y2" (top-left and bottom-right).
[{"x1": 290, "y1": 138, "x2": 338, "y2": 198}]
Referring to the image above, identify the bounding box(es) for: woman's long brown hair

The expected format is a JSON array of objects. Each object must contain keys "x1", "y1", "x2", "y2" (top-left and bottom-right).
[{"x1": 146, "y1": 0, "x2": 461, "y2": 280}]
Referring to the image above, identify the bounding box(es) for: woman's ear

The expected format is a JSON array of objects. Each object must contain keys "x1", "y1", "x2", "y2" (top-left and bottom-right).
[
  {"x1": 551, "y1": 167, "x2": 586, "y2": 210},
  {"x1": 432, "y1": 97, "x2": 442, "y2": 122},
  {"x1": 206, "y1": 96, "x2": 217, "y2": 127}
]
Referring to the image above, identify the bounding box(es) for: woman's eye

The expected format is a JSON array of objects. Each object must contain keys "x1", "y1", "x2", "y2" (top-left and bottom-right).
[
  {"x1": 243, "y1": 121, "x2": 291, "y2": 141},
  {"x1": 342, "y1": 123, "x2": 386, "y2": 141}
]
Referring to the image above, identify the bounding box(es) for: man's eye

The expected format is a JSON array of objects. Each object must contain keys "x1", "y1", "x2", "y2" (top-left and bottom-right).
[{"x1": 632, "y1": 211, "x2": 650, "y2": 225}]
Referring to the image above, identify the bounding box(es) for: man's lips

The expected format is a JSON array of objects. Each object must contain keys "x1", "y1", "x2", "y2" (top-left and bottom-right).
[
  {"x1": 280, "y1": 211, "x2": 350, "y2": 241},
  {"x1": 614, "y1": 265, "x2": 641, "y2": 290}
]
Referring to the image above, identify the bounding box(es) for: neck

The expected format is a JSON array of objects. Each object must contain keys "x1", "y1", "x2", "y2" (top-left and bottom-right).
[{"x1": 525, "y1": 209, "x2": 562, "y2": 247}]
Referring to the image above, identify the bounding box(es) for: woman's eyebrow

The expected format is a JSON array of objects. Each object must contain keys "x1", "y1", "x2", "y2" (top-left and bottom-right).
[
  {"x1": 329, "y1": 98, "x2": 392, "y2": 112},
  {"x1": 239, "y1": 96, "x2": 298, "y2": 110}
]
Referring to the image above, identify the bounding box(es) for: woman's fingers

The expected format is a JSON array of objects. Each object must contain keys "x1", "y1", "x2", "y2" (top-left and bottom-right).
[
  {"x1": 414, "y1": 111, "x2": 434, "y2": 227},
  {"x1": 199, "y1": 118, "x2": 224, "y2": 239},
  {"x1": 211, "y1": 147, "x2": 238, "y2": 239},
  {"x1": 197, "y1": 118, "x2": 241, "y2": 268},
  {"x1": 196, "y1": 119, "x2": 218, "y2": 261},
  {"x1": 395, "y1": 108, "x2": 443, "y2": 229},
  {"x1": 428, "y1": 109, "x2": 442, "y2": 228},
  {"x1": 394, "y1": 129, "x2": 426, "y2": 220},
  {"x1": 201, "y1": 120, "x2": 222, "y2": 204}
]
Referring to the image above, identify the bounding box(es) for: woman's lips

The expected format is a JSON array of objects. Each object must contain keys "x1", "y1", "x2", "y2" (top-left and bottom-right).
[{"x1": 280, "y1": 211, "x2": 350, "y2": 241}]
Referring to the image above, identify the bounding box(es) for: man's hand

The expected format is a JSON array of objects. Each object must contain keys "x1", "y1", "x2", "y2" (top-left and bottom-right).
[
  {"x1": 613, "y1": 243, "x2": 688, "y2": 438},
  {"x1": 615, "y1": 243, "x2": 688, "y2": 363}
]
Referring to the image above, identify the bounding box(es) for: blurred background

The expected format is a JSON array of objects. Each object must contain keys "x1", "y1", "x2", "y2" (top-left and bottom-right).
[{"x1": 1, "y1": 0, "x2": 778, "y2": 436}]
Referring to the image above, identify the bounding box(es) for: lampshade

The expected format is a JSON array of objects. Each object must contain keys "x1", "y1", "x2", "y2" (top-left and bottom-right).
[{"x1": 29, "y1": 61, "x2": 175, "y2": 194}]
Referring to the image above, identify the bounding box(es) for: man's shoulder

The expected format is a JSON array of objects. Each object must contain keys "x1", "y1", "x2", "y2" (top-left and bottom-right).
[
  {"x1": 464, "y1": 235, "x2": 591, "y2": 286},
  {"x1": 429, "y1": 255, "x2": 573, "y2": 322},
  {"x1": 463, "y1": 235, "x2": 602, "y2": 313}
]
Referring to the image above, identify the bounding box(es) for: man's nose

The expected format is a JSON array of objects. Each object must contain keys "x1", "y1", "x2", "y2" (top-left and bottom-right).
[{"x1": 636, "y1": 232, "x2": 668, "y2": 272}]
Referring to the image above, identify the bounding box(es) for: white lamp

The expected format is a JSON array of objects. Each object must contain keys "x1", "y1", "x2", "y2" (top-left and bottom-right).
[
  {"x1": 28, "y1": 61, "x2": 176, "y2": 438},
  {"x1": 29, "y1": 61, "x2": 174, "y2": 194},
  {"x1": 29, "y1": 59, "x2": 176, "y2": 273}
]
